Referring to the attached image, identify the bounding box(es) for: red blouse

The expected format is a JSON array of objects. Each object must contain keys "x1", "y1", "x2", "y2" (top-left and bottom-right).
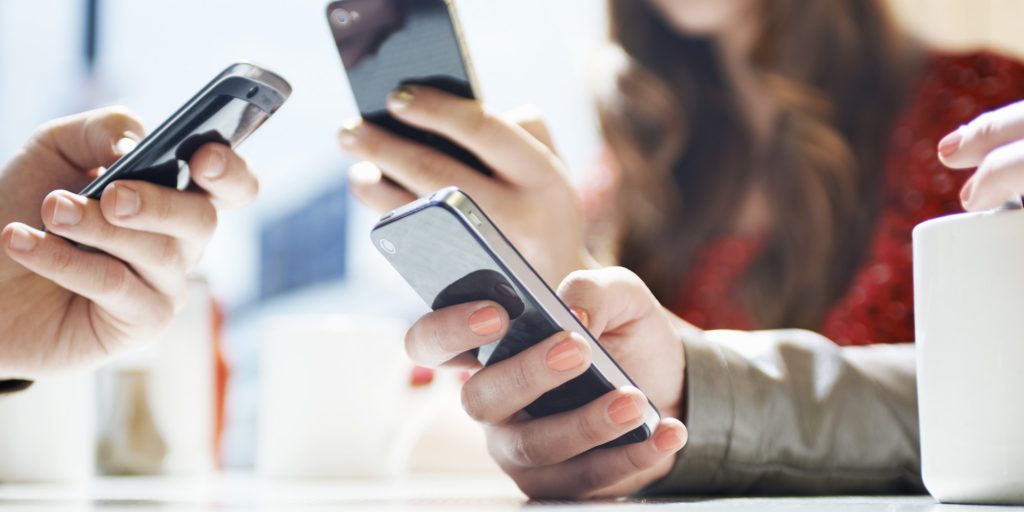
[{"x1": 583, "y1": 52, "x2": 1024, "y2": 346}]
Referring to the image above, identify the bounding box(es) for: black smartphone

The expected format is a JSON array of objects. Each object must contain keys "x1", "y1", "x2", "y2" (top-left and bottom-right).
[
  {"x1": 372, "y1": 188, "x2": 660, "y2": 447},
  {"x1": 78, "y1": 62, "x2": 291, "y2": 199},
  {"x1": 326, "y1": 0, "x2": 492, "y2": 177}
]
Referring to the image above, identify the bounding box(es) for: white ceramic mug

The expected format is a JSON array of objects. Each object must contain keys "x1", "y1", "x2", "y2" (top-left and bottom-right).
[
  {"x1": 914, "y1": 210, "x2": 1024, "y2": 504},
  {"x1": 0, "y1": 371, "x2": 96, "y2": 483},
  {"x1": 256, "y1": 314, "x2": 441, "y2": 479}
]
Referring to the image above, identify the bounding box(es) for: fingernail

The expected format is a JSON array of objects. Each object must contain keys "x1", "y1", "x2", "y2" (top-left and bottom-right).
[
  {"x1": 608, "y1": 393, "x2": 643, "y2": 425},
  {"x1": 52, "y1": 196, "x2": 83, "y2": 226},
  {"x1": 570, "y1": 307, "x2": 590, "y2": 329},
  {"x1": 468, "y1": 305, "x2": 502, "y2": 336},
  {"x1": 410, "y1": 366, "x2": 435, "y2": 387},
  {"x1": 654, "y1": 426, "x2": 688, "y2": 452},
  {"x1": 113, "y1": 136, "x2": 139, "y2": 157},
  {"x1": 338, "y1": 119, "x2": 362, "y2": 147},
  {"x1": 348, "y1": 161, "x2": 382, "y2": 184},
  {"x1": 387, "y1": 87, "x2": 415, "y2": 111},
  {"x1": 7, "y1": 226, "x2": 37, "y2": 252},
  {"x1": 960, "y1": 180, "x2": 975, "y2": 206},
  {"x1": 546, "y1": 335, "x2": 585, "y2": 372},
  {"x1": 201, "y1": 146, "x2": 227, "y2": 180},
  {"x1": 114, "y1": 184, "x2": 141, "y2": 218},
  {"x1": 938, "y1": 129, "x2": 963, "y2": 158}
]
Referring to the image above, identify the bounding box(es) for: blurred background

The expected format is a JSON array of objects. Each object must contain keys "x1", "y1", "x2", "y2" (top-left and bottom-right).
[{"x1": 0, "y1": 0, "x2": 1022, "y2": 475}]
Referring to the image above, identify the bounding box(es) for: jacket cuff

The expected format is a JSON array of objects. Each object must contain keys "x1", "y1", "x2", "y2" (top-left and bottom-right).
[
  {"x1": 643, "y1": 329, "x2": 737, "y2": 495},
  {"x1": 0, "y1": 379, "x2": 33, "y2": 394}
]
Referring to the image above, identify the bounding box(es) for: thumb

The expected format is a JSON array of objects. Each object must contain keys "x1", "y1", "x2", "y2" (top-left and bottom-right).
[
  {"x1": 31, "y1": 106, "x2": 145, "y2": 173},
  {"x1": 557, "y1": 267, "x2": 655, "y2": 340}
]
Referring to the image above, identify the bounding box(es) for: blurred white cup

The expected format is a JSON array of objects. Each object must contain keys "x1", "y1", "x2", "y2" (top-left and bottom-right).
[
  {"x1": 256, "y1": 314, "x2": 441, "y2": 479},
  {"x1": 96, "y1": 278, "x2": 216, "y2": 476},
  {"x1": 0, "y1": 371, "x2": 96, "y2": 483}
]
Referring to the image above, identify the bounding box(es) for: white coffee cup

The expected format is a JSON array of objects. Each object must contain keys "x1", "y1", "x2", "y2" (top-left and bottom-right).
[
  {"x1": 0, "y1": 371, "x2": 96, "y2": 483},
  {"x1": 913, "y1": 209, "x2": 1024, "y2": 504},
  {"x1": 255, "y1": 314, "x2": 441, "y2": 479}
]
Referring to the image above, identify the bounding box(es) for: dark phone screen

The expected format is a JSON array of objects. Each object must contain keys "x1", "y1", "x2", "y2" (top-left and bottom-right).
[
  {"x1": 328, "y1": 0, "x2": 491, "y2": 176},
  {"x1": 373, "y1": 204, "x2": 648, "y2": 447},
  {"x1": 79, "y1": 95, "x2": 269, "y2": 199}
]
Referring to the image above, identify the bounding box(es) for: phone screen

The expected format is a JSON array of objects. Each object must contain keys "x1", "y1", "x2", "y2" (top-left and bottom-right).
[{"x1": 327, "y1": 0, "x2": 492, "y2": 176}]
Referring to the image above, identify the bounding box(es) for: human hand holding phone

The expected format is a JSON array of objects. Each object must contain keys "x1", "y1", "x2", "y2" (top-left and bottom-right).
[
  {"x1": 341, "y1": 86, "x2": 590, "y2": 286},
  {"x1": 0, "y1": 107, "x2": 258, "y2": 376},
  {"x1": 402, "y1": 266, "x2": 688, "y2": 499}
]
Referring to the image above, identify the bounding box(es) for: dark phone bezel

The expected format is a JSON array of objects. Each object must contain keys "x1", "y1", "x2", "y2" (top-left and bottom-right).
[
  {"x1": 372, "y1": 188, "x2": 657, "y2": 446},
  {"x1": 78, "y1": 62, "x2": 292, "y2": 199}
]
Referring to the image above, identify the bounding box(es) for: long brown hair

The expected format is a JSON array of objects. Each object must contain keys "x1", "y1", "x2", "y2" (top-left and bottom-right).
[{"x1": 597, "y1": 0, "x2": 919, "y2": 329}]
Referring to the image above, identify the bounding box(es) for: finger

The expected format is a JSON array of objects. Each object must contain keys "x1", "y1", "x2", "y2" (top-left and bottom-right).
[
  {"x1": 405, "y1": 301, "x2": 509, "y2": 367},
  {"x1": 188, "y1": 143, "x2": 259, "y2": 210},
  {"x1": 338, "y1": 119, "x2": 492, "y2": 195},
  {"x1": 98, "y1": 180, "x2": 218, "y2": 251},
  {"x1": 461, "y1": 331, "x2": 591, "y2": 424},
  {"x1": 961, "y1": 138, "x2": 1024, "y2": 211},
  {"x1": 385, "y1": 86, "x2": 563, "y2": 187},
  {"x1": 347, "y1": 161, "x2": 417, "y2": 213},
  {"x1": 939, "y1": 100, "x2": 1024, "y2": 169},
  {"x1": 491, "y1": 386, "x2": 649, "y2": 467},
  {"x1": 40, "y1": 190, "x2": 188, "y2": 296},
  {"x1": 514, "y1": 419, "x2": 687, "y2": 500},
  {"x1": 33, "y1": 106, "x2": 145, "y2": 171},
  {"x1": 556, "y1": 267, "x2": 657, "y2": 339},
  {"x1": 503, "y1": 104, "x2": 558, "y2": 154},
  {"x1": 1, "y1": 223, "x2": 172, "y2": 330}
]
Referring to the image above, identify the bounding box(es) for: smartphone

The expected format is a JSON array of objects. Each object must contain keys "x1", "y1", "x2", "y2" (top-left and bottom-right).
[
  {"x1": 78, "y1": 62, "x2": 291, "y2": 199},
  {"x1": 326, "y1": 0, "x2": 492, "y2": 177},
  {"x1": 372, "y1": 188, "x2": 659, "y2": 447}
]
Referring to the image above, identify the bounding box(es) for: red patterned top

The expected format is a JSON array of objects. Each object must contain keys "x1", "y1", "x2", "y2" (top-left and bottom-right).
[{"x1": 584, "y1": 52, "x2": 1024, "y2": 346}]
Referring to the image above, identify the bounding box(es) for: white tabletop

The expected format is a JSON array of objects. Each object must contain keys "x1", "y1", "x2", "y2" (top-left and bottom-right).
[{"x1": 0, "y1": 473, "x2": 1015, "y2": 511}]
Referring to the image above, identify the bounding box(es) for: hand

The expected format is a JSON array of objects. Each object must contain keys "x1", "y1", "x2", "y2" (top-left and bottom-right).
[
  {"x1": 403, "y1": 267, "x2": 689, "y2": 499},
  {"x1": 939, "y1": 100, "x2": 1024, "y2": 211},
  {"x1": 0, "y1": 107, "x2": 259, "y2": 376},
  {"x1": 338, "y1": 86, "x2": 590, "y2": 285}
]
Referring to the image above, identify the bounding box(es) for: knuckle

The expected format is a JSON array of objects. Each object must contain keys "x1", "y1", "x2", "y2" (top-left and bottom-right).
[
  {"x1": 971, "y1": 111, "x2": 999, "y2": 141},
  {"x1": 97, "y1": 264, "x2": 131, "y2": 299},
  {"x1": 507, "y1": 431, "x2": 543, "y2": 467},
  {"x1": 559, "y1": 269, "x2": 601, "y2": 297},
  {"x1": 414, "y1": 148, "x2": 454, "y2": 181},
  {"x1": 575, "y1": 409, "x2": 606, "y2": 447},
  {"x1": 197, "y1": 201, "x2": 219, "y2": 237},
  {"x1": 575, "y1": 465, "x2": 611, "y2": 495},
  {"x1": 460, "y1": 383, "x2": 489, "y2": 423},
  {"x1": 506, "y1": 356, "x2": 535, "y2": 394},
  {"x1": 622, "y1": 444, "x2": 649, "y2": 473},
  {"x1": 156, "y1": 237, "x2": 185, "y2": 271},
  {"x1": 50, "y1": 244, "x2": 76, "y2": 273}
]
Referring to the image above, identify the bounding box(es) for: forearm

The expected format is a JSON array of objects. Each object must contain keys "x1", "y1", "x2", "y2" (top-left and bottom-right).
[{"x1": 649, "y1": 329, "x2": 922, "y2": 495}]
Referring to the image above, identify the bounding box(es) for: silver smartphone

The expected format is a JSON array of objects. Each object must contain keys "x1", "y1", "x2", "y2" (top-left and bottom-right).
[
  {"x1": 78, "y1": 62, "x2": 291, "y2": 199},
  {"x1": 372, "y1": 187, "x2": 659, "y2": 447}
]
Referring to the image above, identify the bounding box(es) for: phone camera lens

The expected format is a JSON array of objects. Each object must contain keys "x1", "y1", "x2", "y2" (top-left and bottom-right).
[
  {"x1": 334, "y1": 9, "x2": 352, "y2": 25},
  {"x1": 245, "y1": 86, "x2": 259, "y2": 99},
  {"x1": 379, "y1": 238, "x2": 397, "y2": 255}
]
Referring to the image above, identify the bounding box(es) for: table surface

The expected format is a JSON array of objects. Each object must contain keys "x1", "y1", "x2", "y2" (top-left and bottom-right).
[{"x1": 0, "y1": 473, "x2": 1018, "y2": 511}]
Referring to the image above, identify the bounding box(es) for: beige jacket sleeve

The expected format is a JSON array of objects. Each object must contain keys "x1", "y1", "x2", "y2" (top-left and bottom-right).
[{"x1": 647, "y1": 329, "x2": 922, "y2": 495}]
